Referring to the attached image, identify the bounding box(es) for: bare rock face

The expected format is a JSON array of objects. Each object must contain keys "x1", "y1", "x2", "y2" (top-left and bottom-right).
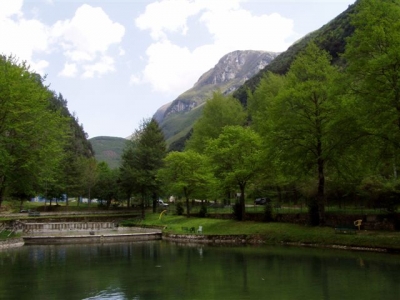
[{"x1": 194, "y1": 50, "x2": 277, "y2": 88}]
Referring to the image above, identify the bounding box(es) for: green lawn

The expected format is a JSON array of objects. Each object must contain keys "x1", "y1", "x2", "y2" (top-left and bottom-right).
[{"x1": 125, "y1": 212, "x2": 400, "y2": 251}]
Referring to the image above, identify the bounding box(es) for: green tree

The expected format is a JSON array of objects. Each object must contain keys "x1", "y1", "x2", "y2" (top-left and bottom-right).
[
  {"x1": 186, "y1": 92, "x2": 246, "y2": 153},
  {"x1": 264, "y1": 43, "x2": 349, "y2": 225},
  {"x1": 343, "y1": 0, "x2": 400, "y2": 172},
  {"x1": 119, "y1": 119, "x2": 166, "y2": 216},
  {"x1": 118, "y1": 139, "x2": 136, "y2": 207},
  {"x1": 92, "y1": 162, "x2": 119, "y2": 208},
  {"x1": 248, "y1": 71, "x2": 286, "y2": 135},
  {"x1": 158, "y1": 150, "x2": 214, "y2": 217},
  {"x1": 80, "y1": 157, "x2": 98, "y2": 206},
  {"x1": 0, "y1": 56, "x2": 68, "y2": 207},
  {"x1": 206, "y1": 126, "x2": 262, "y2": 221}
]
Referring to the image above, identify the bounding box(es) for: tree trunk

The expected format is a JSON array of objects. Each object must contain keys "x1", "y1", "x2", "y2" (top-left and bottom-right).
[
  {"x1": 152, "y1": 192, "x2": 157, "y2": 213},
  {"x1": 0, "y1": 183, "x2": 5, "y2": 208},
  {"x1": 184, "y1": 187, "x2": 190, "y2": 217},
  {"x1": 141, "y1": 192, "x2": 146, "y2": 219},
  {"x1": 317, "y1": 156, "x2": 326, "y2": 225},
  {"x1": 239, "y1": 183, "x2": 246, "y2": 221}
]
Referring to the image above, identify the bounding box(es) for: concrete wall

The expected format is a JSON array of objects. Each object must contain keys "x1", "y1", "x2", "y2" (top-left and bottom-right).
[
  {"x1": 23, "y1": 232, "x2": 162, "y2": 245},
  {"x1": 22, "y1": 222, "x2": 116, "y2": 233}
]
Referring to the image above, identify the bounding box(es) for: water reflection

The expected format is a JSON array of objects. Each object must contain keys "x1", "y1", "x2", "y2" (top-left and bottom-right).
[{"x1": 1, "y1": 241, "x2": 400, "y2": 300}]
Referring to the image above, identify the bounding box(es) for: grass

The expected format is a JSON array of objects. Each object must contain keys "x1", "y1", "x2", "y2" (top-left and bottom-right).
[
  {"x1": 126, "y1": 212, "x2": 400, "y2": 251},
  {"x1": 0, "y1": 230, "x2": 20, "y2": 240}
]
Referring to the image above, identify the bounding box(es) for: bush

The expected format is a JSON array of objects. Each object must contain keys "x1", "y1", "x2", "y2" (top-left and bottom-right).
[
  {"x1": 308, "y1": 200, "x2": 319, "y2": 226},
  {"x1": 176, "y1": 202, "x2": 184, "y2": 216},
  {"x1": 263, "y1": 202, "x2": 273, "y2": 222},
  {"x1": 232, "y1": 203, "x2": 242, "y2": 221},
  {"x1": 199, "y1": 205, "x2": 207, "y2": 218}
]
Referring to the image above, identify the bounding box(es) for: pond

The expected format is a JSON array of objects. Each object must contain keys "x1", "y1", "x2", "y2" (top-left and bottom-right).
[{"x1": 1, "y1": 241, "x2": 400, "y2": 299}]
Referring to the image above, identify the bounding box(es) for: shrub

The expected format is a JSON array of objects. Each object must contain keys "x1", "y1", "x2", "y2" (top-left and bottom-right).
[
  {"x1": 308, "y1": 200, "x2": 319, "y2": 226},
  {"x1": 263, "y1": 202, "x2": 273, "y2": 222},
  {"x1": 199, "y1": 205, "x2": 207, "y2": 218},
  {"x1": 176, "y1": 202, "x2": 184, "y2": 215},
  {"x1": 232, "y1": 203, "x2": 242, "y2": 221}
]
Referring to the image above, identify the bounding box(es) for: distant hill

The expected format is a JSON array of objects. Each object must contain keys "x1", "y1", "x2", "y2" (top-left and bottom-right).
[
  {"x1": 89, "y1": 136, "x2": 128, "y2": 169},
  {"x1": 153, "y1": 50, "x2": 279, "y2": 150}
]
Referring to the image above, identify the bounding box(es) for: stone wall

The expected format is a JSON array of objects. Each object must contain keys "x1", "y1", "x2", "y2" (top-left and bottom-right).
[{"x1": 163, "y1": 233, "x2": 264, "y2": 244}]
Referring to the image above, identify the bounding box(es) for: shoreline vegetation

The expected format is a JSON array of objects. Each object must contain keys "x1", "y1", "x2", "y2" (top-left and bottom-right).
[
  {"x1": 2, "y1": 202, "x2": 400, "y2": 253},
  {"x1": 5, "y1": 210, "x2": 396, "y2": 253}
]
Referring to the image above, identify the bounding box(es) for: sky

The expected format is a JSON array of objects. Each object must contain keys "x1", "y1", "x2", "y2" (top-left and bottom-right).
[{"x1": 0, "y1": 0, "x2": 356, "y2": 139}]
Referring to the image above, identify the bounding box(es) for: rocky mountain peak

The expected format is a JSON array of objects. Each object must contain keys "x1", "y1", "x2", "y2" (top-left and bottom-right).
[{"x1": 194, "y1": 50, "x2": 278, "y2": 88}]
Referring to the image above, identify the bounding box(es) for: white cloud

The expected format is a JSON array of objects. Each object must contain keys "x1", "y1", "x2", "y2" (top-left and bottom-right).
[
  {"x1": 82, "y1": 55, "x2": 115, "y2": 78},
  {"x1": 0, "y1": 2, "x2": 124, "y2": 78},
  {"x1": 52, "y1": 4, "x2": 125, "y2": 77},
  {"x1": 59, "y1": 62, "x2": 78, "y2": 77},
  {"x1": 0, "y1": 0, "x2": 23, "y2": 19},
  {"x1": 135, "y1": 0, "x2": 199, "y2": 40},
  {"x1": 0, "y1": 3, "x2": 51, "y2": 74},
  {"x1": 30, "y1": 59, "x2": 49, "y2": 75},
  {"x1": 134, "y1": 0, "x2": 294, "y2": 95}
]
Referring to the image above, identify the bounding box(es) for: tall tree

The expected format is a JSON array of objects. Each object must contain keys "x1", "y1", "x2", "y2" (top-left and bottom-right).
[
  {"x1": 186, "y1": 92, "x2": 247, "y2": 153},
  {"x1": 206, "y1": 126, "x2": 262, "y2": 221},
  {"x1": 80, "y1": 157, "x2": 98, "y2": 206},
  {"x1": 119, "y1": 139, "x2": 137, "y2": 207},
  {"x1": 343, "y1": 0, "x2": 400, "y2": 171},
  {"x1": 119, "y1": 119, "x2": 166, "y2": 216},
  {"x1": 92, "y1": 162, "x2": 119, "y2": 208},
  {"x1": 0, "y1": 56, "x2": 68, "y2": 207},
  {"x1": 158, "y1": 150, "x2": 214, "y2": 217},
  {"x1": 264, "y1": 43, "x2": 350, "y2": 225}
]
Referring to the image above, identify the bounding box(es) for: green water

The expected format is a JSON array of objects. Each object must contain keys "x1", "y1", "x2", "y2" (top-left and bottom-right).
[{"x1": 1, "y1": 241, "x2": 400, "y2": 300}]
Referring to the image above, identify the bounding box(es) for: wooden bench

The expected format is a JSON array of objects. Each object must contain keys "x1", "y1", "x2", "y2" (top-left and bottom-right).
[
  {"x1": 334, "y1": 225, "x2": 356, "y2": 234},
  {"x1": 28, "y1": 211, "x2": 40, "y2": 217}
]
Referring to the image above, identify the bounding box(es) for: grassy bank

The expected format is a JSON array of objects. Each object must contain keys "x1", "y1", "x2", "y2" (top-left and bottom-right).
[{"x1": 123, "y1": 212, "x2": 400, "y2": 251}]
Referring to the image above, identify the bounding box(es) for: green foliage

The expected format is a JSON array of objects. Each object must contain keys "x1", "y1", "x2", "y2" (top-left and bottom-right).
[
  {"x1": 186, "y1": 92, "x2": 246, "y2": 153},
  {"x1": 119, "y1": 119, "x2": 166, "y2": 210},
  {"x1": 206, "y1": 126, "x2": 262, "y2": 221},
  {"x1": 92, "y1": 162, "x2": 120, "y2": 207},
  {"x1": 0, "y1": 56, "x2": 70, "y2": 206},
  {"x1": 344, "y1": 0, "x2": 400, "y2": 150},
  {"x1": 158, "y1": 150, "x2": 214, "y2": 216},
  {"x1": 259, "y1": 43, "x2": 354, "y2": 224}
]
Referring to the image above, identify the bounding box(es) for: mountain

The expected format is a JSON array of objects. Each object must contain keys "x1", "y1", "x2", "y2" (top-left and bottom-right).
[
  {"x1": 233, "y1": 2, "x2": 356, "y2": 106},
  {"x1": 154, "y1": 50, "x2": 280, "y2": 149},
  {"x1": 89, "y1": 136, "x2": 128, "y2": 169}
]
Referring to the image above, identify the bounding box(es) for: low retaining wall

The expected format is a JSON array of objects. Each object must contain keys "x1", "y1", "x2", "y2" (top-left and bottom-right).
[
  {"x1": 22, "y1": 222, "x2": 116, "y2": 233},
  {"x1": 23, "y1": 232, "x2": 162, "y2": 245},
  {"x1": 163, "y1": 233, "x2": 264, "y2": 244}
]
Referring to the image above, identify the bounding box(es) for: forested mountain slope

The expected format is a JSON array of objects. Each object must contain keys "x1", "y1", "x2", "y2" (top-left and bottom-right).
[
  {"x1": 90, "y1": 136, "x2": 127, "y2": 169},
  {"x1": 233, "y1": 2, "x2": 356, "y2": 105}
]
